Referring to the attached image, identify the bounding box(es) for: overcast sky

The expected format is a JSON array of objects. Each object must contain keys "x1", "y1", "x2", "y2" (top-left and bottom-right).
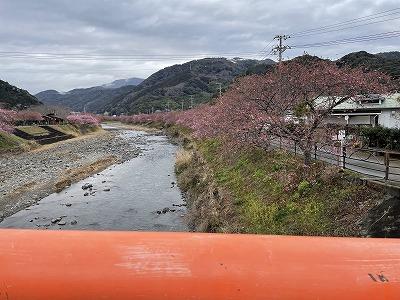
[{"x1": 0, "y1": 0, "x2": 399, "y2": 93}]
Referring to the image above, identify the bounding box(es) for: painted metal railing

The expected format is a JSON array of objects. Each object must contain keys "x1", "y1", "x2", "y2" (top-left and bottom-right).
[
  {"x1": 270, "y1": 137, "x2": 400, "y2": 184},
  {"x1": 0, "y1": 230, "x2": 399, "y2": 299}
]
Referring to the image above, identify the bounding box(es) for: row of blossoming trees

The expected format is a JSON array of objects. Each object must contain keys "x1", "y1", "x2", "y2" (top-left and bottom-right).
[
  {"x1": 0, "y1": 109, "x2": 99, "y2": 133},
  {"x1": 0, "y1": 109, "x2": 43, "y2": 133},
  {"x1": 111, "y1": 58, "x2": 394, "y2": 165}
]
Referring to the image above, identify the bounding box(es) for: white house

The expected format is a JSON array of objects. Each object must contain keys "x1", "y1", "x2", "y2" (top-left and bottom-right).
[{"x1": 326, "y1": 93, "x2": 400, "y2": 128}]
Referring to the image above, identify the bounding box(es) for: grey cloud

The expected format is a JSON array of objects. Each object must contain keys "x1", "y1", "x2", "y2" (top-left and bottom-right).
[{"x1": 0, "y1": 0, "x2": 399, "y2": 93}]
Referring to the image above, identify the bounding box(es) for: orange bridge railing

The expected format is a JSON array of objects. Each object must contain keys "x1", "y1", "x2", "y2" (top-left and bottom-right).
[{"x1": 0, "y1": 229, "x2": 399, "y2": 299}]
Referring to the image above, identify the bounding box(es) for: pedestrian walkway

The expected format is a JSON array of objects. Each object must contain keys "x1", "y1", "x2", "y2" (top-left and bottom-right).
[{"x1": 270, "y1": 137, "x2": 400, "y2": 187}]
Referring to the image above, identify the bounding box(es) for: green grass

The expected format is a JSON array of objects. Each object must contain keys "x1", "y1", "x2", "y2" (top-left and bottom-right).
[
  {"x1": 50, "y1": 124, "x2": 81, "y2": 136},
  {"x1": 198, "y1": 138, "x2": 379, "y2": 236},
  {"x1": 17, "y1": 126, "x2": 49, "y2": 136},
  {"x1": 0, "y1": 131, "x2": 33, "y2": 152}
]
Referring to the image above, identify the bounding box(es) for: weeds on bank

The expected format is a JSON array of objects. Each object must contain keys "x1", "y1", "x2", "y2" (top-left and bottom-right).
[{"x1": 198, "y1": 138, "x2": 381, "y2": 236}]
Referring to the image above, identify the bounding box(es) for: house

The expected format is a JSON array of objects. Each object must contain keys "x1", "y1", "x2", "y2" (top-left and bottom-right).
[{"x1": 326, "y1": 93, "x2": 400, "y2": 128}]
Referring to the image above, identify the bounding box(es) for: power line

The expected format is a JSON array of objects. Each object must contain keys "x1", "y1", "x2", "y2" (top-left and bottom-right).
[
  {"x1": 292, "y1": 15, "x2": 400, "y2": 38},
  {"x1": 258, "y1": 38, "x2": 275, "y2": 59},
  {"x1": 0, "y1": 50, "x2": 263, "y2": 62},
  {"x1": 291, "y1": 30, "x2": 400, "y2": 49},
  {"x1": 290, "y1": 7, "x2": 400, "y2": 36}
]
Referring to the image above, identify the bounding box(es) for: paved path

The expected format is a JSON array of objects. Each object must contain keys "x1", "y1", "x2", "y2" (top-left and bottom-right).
[{"x1": 270, "y1": 139, "x2": 400, "y2": 186}]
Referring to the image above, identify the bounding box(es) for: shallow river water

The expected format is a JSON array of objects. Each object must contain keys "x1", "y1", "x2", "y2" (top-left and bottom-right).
[{"x1": 0, "y1": 128, "x2": 188, "y2": 231}]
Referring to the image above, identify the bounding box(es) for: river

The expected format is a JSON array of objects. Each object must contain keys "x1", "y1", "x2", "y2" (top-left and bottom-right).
[{"x1": 0, "y1": 126, "x2": 188, "y2": 231}]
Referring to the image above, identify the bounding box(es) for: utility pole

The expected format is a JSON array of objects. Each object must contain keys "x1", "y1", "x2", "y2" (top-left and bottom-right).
[
  {"x1": 215, "y1": 82, "x2": 222, "y2": 97},
  {"x1": 272, "y1": 35, "x2": 291, "y2": 63},
  {"x1": 189, "y1": 95, "x2": 194, "y2": 109}
]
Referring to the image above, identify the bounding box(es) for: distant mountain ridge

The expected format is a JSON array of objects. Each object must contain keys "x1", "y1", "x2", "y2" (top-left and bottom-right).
[
  {"x1": 36, "y1": 77, "x2": 144, "y2": 112},
  {"x1": 337, "y1": 51, "x2": 400, "y2": 79},
  {"x1": 101, "y1": 77, "x2": 143, "y2": 89},
  {"x1": 104, "y1": 57, "x2": 275, "y2": 114},
  {"x1": 376, "y1": 51, "x2": 400, "y2": 61},
  {"x1": 0, "y1": 79, "x2": 41, "y2": 109},
  {"x1": 35, "y1": 51, "x2": 400, "y2": 115}
]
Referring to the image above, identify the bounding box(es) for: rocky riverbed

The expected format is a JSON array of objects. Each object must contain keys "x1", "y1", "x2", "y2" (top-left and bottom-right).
[
  {"x1": 0, "y1": 129, "x2": 141, "y2": 222},
  {"x1": 1, "y1": 126, "x2": 187, "y2": 231}
]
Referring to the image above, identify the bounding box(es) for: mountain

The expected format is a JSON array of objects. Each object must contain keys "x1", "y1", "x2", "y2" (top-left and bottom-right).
[
  {"x1": 376, "y1": 51, "x2": 400, "y2": 61},
  {"x1": 104, "y1": 57, "x2": 275, "y2": 114},
  {"x1": 0, "y1": 80, "x2": 41, "y2": 109},
  {"x1": 36, "y1": 77, "x2": 143, "y2": 112},
  {"x1": 36, "y1": 85, "x2": 138, "y2": 113},
  {"x1": 337, "y1": 51, "x2": 400, "y2": 79},
  {"x1": 101, "y1": 77, "x2": 143, "y2": 89}
]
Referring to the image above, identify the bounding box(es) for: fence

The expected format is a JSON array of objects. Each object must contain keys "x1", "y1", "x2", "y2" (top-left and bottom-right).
[{"x1": 270, "y1": 136, "x2": 400, "y2": 184}]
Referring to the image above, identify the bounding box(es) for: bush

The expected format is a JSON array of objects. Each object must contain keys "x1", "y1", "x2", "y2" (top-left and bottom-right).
[
  {"x1": 66, "y1": 114, "x2": 100, "y2": 126},
  {"x1": 359, "y1": 126, "x2": 400, "y2": 150}
]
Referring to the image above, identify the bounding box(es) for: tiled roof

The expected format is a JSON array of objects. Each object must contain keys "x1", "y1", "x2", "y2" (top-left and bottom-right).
[{"x1": 332, "y1": 93, "x2": 400, "y2": 111}]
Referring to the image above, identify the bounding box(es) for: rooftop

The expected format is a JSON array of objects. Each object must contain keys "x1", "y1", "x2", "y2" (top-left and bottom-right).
[{"x1": 332, "y1": 93, "x2": 400, "y2": 111}]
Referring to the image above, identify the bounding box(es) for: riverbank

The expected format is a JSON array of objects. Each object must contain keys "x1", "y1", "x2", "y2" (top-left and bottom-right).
[
  {"x1": 0, "y1": 124, "x2": 100, "y2": 153},
  {"x1": 147, "y1": 123, "x2": 397, "y2": 237},
  {"x1": 0, "y1": 128, "x2": 141, "y2": 222}
]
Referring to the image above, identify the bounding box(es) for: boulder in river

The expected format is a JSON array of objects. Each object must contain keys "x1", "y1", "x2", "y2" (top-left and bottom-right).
[
  {"x1": 58, "y1": 220, "x2": 66, "y2": 226},
  {"x1": 51, "y1": 217, "x2": 62, "y2": 224},
  {"x1": 103, "y1": 188, "x2": 111, "y2": 192},
  {"x1": 82, "y1": 183, "x2": 93, "y2": 190},
  {"x1": 162, "y1": 207, "x2": 170, "y2": 214}
]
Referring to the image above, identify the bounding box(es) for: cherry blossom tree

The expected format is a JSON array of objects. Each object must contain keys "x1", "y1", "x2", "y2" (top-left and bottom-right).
[
  {"x1": 107, "y1": 58, "x2": 393, "y2": 165},
  {"x1": 216, "y1": 59, "x2": 393, "y2": 164},
  {"x1": 0, "y1": 109, "x2": 17, "y2": 133},
  {"x1": 67, "y1": 114, "x2": 100, "y2": 126},
  {"x1": 15, "y1": 110, "x2": 43, "y2": 125}
]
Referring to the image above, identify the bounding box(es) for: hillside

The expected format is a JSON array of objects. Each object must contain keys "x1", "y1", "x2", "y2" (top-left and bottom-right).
[
  {"x1": 0, "y1": 80, "x2": 41, "y2": 109},
  {"x1": 36, "y1": 77, "x2": 143, "y2": 112},
  {"x1": 377, "y1": 51, "x2": 400, "y2": 61},
  {"x1": 104, "y1": 58, "x2": 274, "y2": 114},
  {"x1": 337, "y1": 51, "x2": 400, "y2": 79},
  {"x1": 36, "y1": 85, "x2": 138, "y2": 113},
  {"x1": 101, "y1": 77, "x2": 143, "y2": 89}
]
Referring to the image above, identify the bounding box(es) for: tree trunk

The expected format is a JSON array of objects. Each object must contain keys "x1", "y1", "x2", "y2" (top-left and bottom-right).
[
  {"x1": 303, "y1": 139, "x2": 313, "y2": 165},
  {"x1": 304, "y1": 148, "x2": 312, "y2": 165}
]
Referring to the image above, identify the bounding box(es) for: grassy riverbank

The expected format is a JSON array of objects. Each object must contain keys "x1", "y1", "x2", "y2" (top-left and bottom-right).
[
  {"x1": 0, "y1": 131, "x2": 33, "y2": 152},
  {"x1": 0, "y1": 124, "x2": 100, "y2": 153},
  {"x1": 158, "y1": 124, "x2": 385, "y2": 236}
]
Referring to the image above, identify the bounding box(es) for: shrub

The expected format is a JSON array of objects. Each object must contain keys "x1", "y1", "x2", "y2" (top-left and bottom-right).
[
  {"x1": 297, "y1": 180, "x2": 311, "y2": 195},
  {"x1": 359, "y1": 126, "x2": 400, "y2": 150},
  {"x1": 66, "y1": 114, "x2": 100, "y2": 126}
]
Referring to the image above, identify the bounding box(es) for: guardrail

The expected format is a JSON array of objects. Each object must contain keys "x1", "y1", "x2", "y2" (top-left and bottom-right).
[
  {"x1": 270, "y1": 136, "x2": 400, "y2": 184},
  {"x1": 0, "y1": 230, "x2": 399, "y2": 299}
]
